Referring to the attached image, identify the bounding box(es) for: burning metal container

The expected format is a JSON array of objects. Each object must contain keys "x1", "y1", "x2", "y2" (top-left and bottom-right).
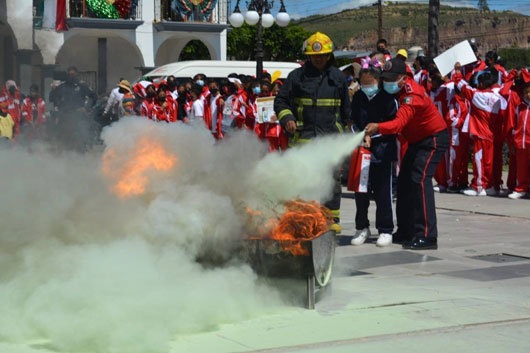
[{"x1": 243, "y1": 230, "x2": 336, "y2": 309}]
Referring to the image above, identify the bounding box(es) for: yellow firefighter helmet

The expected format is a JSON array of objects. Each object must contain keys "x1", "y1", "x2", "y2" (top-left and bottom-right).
[{"x1": 303, "y1": 32, "x2": 334, "y2": 55}]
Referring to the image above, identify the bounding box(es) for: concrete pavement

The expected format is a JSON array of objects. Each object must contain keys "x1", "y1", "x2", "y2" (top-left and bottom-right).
[{"x1": 171, "y1": 188, "x2": 530, "y2": 353}]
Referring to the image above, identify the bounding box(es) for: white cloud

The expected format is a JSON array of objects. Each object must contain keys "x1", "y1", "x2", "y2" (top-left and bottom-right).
[{"x1": 513, "y1": 4, "x2": 530, "y2": 15}]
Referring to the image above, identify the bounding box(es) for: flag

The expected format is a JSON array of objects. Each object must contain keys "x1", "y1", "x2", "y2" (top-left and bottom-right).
[{"x1": 42, "y1": 0, "x2": 67, "y2": 31}]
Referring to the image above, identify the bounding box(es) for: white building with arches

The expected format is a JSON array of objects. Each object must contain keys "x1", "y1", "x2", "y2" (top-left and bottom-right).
[{"x1": 0, "y1": 0, "x2": 228, "y2": 100}]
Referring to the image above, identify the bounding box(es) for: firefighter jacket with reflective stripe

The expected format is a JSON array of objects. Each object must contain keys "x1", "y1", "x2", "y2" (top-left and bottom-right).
[{"x1": 274, "y1": 62, "x2": 350, "y2": 143}]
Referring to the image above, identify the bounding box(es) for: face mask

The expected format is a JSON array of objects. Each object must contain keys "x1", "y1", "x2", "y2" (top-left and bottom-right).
[
  {"x1": 361, "y1": 85, "x2": 380, "y2": 99},
  {"x1": 158, "y1": 96, "x2": 166, "y2": 103},
  {"x1": 346, "y1": 77, "x2": 353, "y2": 85},
  {"x1": 146, "y1": 91, "x2": 155, "y2": 98},
  {"x1": 377, "y1": 47, "x2": 385, "y2": 53},
  {"x1": 196, "y1": 80, "x2": 204, "y2": 86},
  {"x1": 383, "y1": 78, "x2": 403, "y2": 95},
  {"x1": 8, "y1": 87, "x2": 16, "y2": 96},
  {"x1": 252, "y1": 87, "x2": 261, "y2": 95},
  {"x1": 168, "y1": 82, "x2": 177, "y2": 90},
  {"x1": 210, "y1": 88, "x2": 219, "y2": 96}
]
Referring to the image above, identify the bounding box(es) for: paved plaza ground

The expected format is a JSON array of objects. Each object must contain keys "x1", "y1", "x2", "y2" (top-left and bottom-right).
[{"x1": 173, "y1": 188, "x2": 530, "y2": 353}]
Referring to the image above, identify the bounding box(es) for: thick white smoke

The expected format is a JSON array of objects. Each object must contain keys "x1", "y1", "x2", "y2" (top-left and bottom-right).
[{"x1": 0, "y1": 118, "x2": 363, "y2": 353}]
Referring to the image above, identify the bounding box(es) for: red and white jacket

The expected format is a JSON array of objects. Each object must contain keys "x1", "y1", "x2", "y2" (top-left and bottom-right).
[
  {"x1": 500, "y1": 80, "x2": 530, "y2": 149},
  {"x1": 493, "y1": 64, "x2": 508, "y2": 86},
  {"x1": 209, "y1": 94, "x2": 223, "y2": 136},
  {"x1": 414, "y1": 69, "x2": 430, "y2": 91},
  {"x1": 140, "y1": 97, "x2": 154, "y2": 118},
  {"x1": 430, "y1": 82, "x2": 455, "y2": 119},
  {"x1": 232, "y1": 88, "x2": 248, "y2": 128},
  {"x1": 456, "y1": 78, "x2": 507, "y2": 142},
  {"x1": 200, "y1": 86, "x2": 212, "y2": 130},
  {"x1": 445, "y1": 94, "x2": 470, "y2": 146},
  {"x1": 463, "y1": 59, "x2": 487, "y2": 82},
  {"x1": 132, "y1": 80, "x2": 152, "y2": 99},
  {"x1": 21, "y1": 97, "x2": 46, "y2": 125},
  {"x1": 149, "y1": 99, "x2": 176, "y2": 123}
]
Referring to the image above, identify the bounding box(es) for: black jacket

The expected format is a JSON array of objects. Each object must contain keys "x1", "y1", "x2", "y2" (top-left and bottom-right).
[
  {"x1": 351, "y1": 89, "x2": 398, "y2": 163},
  {"x1": 274, "y1": 61, "x2": 350, "y2": 142},
  {"x1": 51, "y1": 79, "x2": 97, "y2": 113}
]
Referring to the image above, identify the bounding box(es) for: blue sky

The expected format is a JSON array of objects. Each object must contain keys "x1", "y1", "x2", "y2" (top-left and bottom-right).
[{"x1": 232, "y1": 0, "x2": 530, "y2": 19}]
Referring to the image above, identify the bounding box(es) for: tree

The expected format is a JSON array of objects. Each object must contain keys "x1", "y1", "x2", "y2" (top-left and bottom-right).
[
  {"x1": 478, "y1": 0, "x2": 490, "y2": 11},
  {"x1": 228, "y1": 23, "x2": 310, "y2": 62},
  {"x1": 179, "y1": 40, "x2": 211, "y2": 61}
]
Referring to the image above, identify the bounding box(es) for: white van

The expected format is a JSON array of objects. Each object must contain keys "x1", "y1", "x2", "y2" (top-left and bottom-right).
[{"x1": 142, "y1": 60, "x2": 301, "y2": 82}]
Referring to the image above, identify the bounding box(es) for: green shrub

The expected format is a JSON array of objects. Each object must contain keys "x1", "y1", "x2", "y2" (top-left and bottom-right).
[{"x1": 498, "y1": 48, "x2": 530, "y2": 69}]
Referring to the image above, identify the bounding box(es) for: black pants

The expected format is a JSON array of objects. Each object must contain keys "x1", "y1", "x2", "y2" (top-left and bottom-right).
[
  {"x1": 325, "y1": 168, "x2": 342, "y2": 222},
  {"x1": 355, "y1": 160, "x2": 394, "y2": 234},
  {"x1": 396, "y1": 129, "x2": 449, "y2": 240}
]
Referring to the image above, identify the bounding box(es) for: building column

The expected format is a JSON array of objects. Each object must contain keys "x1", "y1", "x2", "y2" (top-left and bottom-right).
[
  {"x1": 98, "y1": 38, "x2": 107, "y2": 95},
  {"x1": 219, "y1": 29, "x2": 227, "y2": 61},
  {"x1": 3, "y1": 35, "x2": 15, "y2": 82},
  {"x1": 16, "y1": 49, "x2": 35, "y2": 94}
]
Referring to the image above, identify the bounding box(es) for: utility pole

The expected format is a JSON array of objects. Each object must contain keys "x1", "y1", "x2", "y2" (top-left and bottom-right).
[
  {"x1": 378, "y1": 0, "x2": 383, "y2": 40},
  {"x1": 427, "y1": 0, "x2": 440, "y2": 58}
]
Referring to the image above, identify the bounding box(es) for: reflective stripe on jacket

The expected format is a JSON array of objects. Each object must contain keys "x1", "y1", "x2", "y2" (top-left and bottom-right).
[{"x1": 274, "y1": 61, "x2": 350, "y2": 145}]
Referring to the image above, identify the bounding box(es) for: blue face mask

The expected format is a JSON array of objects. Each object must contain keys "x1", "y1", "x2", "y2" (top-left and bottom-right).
[
  {"x1": 361, "y1": 85, "x2": 380, "y2": 99},
  {"x1": 252, "y1": 87, "x2": 262, "y2": 95},
  {"x1": 196, "y1": 80, "x2": 204, "y2": 86},
  {"x1": 383, "y1": 79, "x2": 403, "y2": 95}
]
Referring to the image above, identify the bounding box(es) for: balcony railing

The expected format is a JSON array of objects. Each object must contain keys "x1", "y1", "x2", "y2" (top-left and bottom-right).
[
  {"x1": 155, "y1": 0, "x2": 226, "y2": 24},
  {"x1": 68, "y1": 0, "x2": 142, "y2": 20}
]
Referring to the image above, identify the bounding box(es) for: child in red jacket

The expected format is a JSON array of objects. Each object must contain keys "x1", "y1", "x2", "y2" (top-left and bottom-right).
[{"x1": 501, "y1": 79, "x2": 530, "y2": 199}]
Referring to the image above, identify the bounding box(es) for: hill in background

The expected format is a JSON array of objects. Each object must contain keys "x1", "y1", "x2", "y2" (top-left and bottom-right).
[{"x1": 295, "y1": 2, "x2": 530, "y2": 53}]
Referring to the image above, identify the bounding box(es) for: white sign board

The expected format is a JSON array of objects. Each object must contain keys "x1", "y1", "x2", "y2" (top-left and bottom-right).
[
  {"x1": 256, "y1": 97, "x2": 276, "y2": 124},
  {"x1": 434, "y1": 40, "x2": 477, "y2": 77}
]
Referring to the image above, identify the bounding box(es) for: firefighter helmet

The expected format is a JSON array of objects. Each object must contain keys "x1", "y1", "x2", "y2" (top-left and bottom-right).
[{"x1": 303, "y1": 32, "x2": 334, "y2": 55}]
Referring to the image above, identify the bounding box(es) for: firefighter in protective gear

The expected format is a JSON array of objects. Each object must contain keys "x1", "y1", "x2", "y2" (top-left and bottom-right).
[{"x1": 274, "y1": 32, "x2": 351, "y2": 233}]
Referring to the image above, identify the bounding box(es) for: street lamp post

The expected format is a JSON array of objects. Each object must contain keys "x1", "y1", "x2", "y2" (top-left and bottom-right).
[{"x1": 229, "y1": 0, "x2": 290, "y2": 81}]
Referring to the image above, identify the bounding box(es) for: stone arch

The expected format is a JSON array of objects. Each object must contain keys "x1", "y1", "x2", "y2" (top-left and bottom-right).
[
  {"x1": 56, "y1": 33, "x2": 145, "y2": 94},
  {"x1": 155, "y1": 36, "x2": 215, "y2": 66},
  {"x1": 179, "y1": 39, "x2": 212, "y2": 61}
]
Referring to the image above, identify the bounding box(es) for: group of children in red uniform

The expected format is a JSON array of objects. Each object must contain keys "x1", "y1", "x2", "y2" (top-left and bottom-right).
[
  {"x1": 415, "y1": 46, "x2": 530, "y2": 199},
  {"x1": 0, "y1": 80, "x2": 46, "y2": 141},
  {"x1": 129, "y1": 73, "x2": 287, "y2": 151}
]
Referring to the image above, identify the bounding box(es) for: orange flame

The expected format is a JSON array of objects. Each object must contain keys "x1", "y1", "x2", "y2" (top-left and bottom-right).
[
  {"x1": 248, "y1": 200, "x2": 333, "y2": 256},
  {"x1": 102, "y1": 137, "x2": 178, "y2": 198}
]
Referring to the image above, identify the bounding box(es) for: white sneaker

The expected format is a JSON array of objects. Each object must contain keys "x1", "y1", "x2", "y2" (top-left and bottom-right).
[
  {"x1": 376, "y1": 233, "x2": 392, "y2": 247},
  {"x1": 484, "y1": 187, "x2": 498, "y2": 196},
  {"x1": 463, "y1": 188, "x2": 479, "y2": 196},
  {"x1": 351, "y1": 228, "x2": 371, "y2": 246},
  {"x1": 433, "y1": 185, "x2": 447, "y2": 193},
  {"x1": 508, "y1": 191, "x2": 527, "y2": 199}
]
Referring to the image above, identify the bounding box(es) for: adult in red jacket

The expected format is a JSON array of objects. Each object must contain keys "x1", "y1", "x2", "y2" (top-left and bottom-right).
[{"x1": 365, "y1": 58, "x2": 449, "y2": 250}]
